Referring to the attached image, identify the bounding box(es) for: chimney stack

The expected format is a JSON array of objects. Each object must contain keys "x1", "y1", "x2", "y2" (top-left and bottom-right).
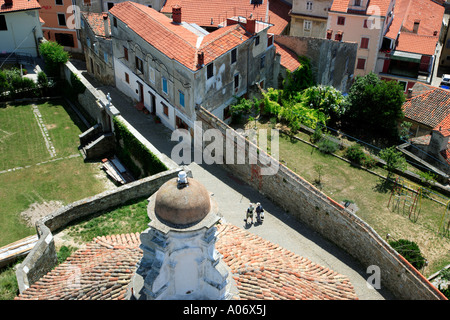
[
  {"x1": 197, "y1": 51, "x2": 204, "y2": 67},
  {"x1": 407, "y1": 88, "x2": 413, "y2": 99},
  {"x1": 172, "y1": 5, "x2": 182, "y2": 24},
  {"x1": 5, "y1": 0, "x2": 12, "y2": 6},
  {"x1": 102, "y1": 12, "x2": 110, "y2": 38},
  {"x1": 246, "y1": 16, "x2": 256, "y2": 34}
]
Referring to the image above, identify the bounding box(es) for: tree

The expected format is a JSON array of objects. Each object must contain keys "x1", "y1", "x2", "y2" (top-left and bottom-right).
[
  {"x1": 300, "y1": 85, "x2": 348, "y2": 122},
  {"x1": 379, "y1": 146, "x2": 407, "y2": 176},
  {"x1": 346, "y1": 72, "x2": 405, "y2": 139},
  {"x1": 39, "y1": 41, "x2": 70, "y2": 77},
  {"x1": 282, "y1": 56, "x2": 314, "y2": 98},
  {"x1": 388, "y1": 239, "x2": 426, "y2": 270}
]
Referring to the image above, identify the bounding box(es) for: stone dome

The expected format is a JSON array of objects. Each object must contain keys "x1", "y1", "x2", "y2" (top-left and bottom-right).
[{"x1": 154, "y1": 172, "x2": 211, "y2": 226}]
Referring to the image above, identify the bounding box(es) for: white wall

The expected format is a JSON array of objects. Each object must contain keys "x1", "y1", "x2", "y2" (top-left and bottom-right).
[{"x1": 0, "y1": 10, "x2": 43, "y2": 57}]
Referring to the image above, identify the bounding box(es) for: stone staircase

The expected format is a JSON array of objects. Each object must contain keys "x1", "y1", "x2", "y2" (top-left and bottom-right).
[{"x1": 79, "y1": 123, "x2": 115, "y2": 161}]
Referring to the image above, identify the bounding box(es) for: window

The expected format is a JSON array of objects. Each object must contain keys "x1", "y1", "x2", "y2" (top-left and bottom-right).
[
  {"x1": 260, "y1": 55, "x2": 265, "y2": 68},
  {"x1": 337, "y1": 16, "x2": 345, "y2": 25},
  {"x1": 360, "y1": 37, "x2": 369, "y2": 49},
  {"x1": 162, "y1": 103, "x2": 169, "y2": 117},
  {"x1": 55, "y1": 0, "x2": 63, "y2": 5},
  {"x1": 125, "y1": 72, "x2": 129, "y2": 83},
  {"x1": 234, "y1": 74, "x2": 239, "y2": 89},
  {"x1": 231, "y1": 48, "x2": 237, "y2": 64},
  {"x1": 207, "y1": 63, "x2": 214, "y2": 79},
  {"x1": 304, "y1": 20, "x2": 312, "y2": 31},
  {"x1": 363, "y1": 19, "x2": 369, "y2": 28},
  {"x1": 162, "y1": 77, "x2": 168, "y2": 94},
  {"x1": 108, "y1": 2, "x2": 115, "y2": 10},
  {"x1": 255, "y1": 35, "x2": 260, "y2": 46},
  {"x1": 149, "y1": 65, "x2": 155, "y2": 83},
  {"x1": 55, "y1": 33, "x2": 74, "y2": 47},
  {"x1": 123, "y1": 46, "x2": 128, "y2": 61},
  {"x1": 179, "y1": 91, "x2": 185, "y2": 108},
  {"x1": 354, "y1": 0, "x2": 361, "y2": 6},
  {"x1": 356, "y1": 58, "x2": 366, "y2": 70},
  {"x1": 57, "y1": 13, "x2": 66, "y2": 26},
  {"x1": 306, "y1": 1, "x2": 313, "y2": 10},
  {"x1": 113, "y1": 17, "x2": 117, "y2": 28},
  {"x1": 83, "y1": 0, "x2": 91, "y2": 6},
  {"x1": 135, "y1": 56, "x2": 143, "y2": 73},
  {"x1": 0, "y1": 16, "x2": 6, "y2": 31}
]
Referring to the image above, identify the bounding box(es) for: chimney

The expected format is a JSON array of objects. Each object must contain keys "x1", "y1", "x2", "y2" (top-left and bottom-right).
[
  {"x1": 407, "y1": 88, "x2": 413, "y2": 99},
  {"x1": 246, "y1": 16, "x2": 256, "y2": 34},
  {"x1": 102, "y1": 13, "x2": 110, "y2": 37},
  {"x1": 172, "y1": 5, "x2": 182, "y2": 24},
  {"x1": 5, "y1": 0, "x2": 12, "y2": 6},
  {"x1": 326, "y1": 29, "x2": 333, "y2": 40},
  {"x1": 413, "y1": 20, "x2": 420, "y2": 34},
  {"x1": 197, "y1": 51, "x2": 204, "y2": 67}
]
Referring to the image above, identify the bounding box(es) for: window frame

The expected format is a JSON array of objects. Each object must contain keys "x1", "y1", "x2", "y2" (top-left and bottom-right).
[
  {"x1": 125, "y1": 72, "x2": 130, "y2": 84},
  {"x1": 356, "y1": 58, "x2": 366, "y2": 70},
  {"x1": 303, "y1": 20, "x2": 312, "y2": 31},
  {"x1": 0, "y1": 15, "x2": 6, "y2": 31},
  {"x1": 57, "y1": 13, "x2": 67, "y2": 27},
  {"x1": 337, "y1": 16, "x2": 345, "y2": 25},
  {"x1": 135, "y1": 56, "x2": 144, "y2": 74},
  {"x1": 231, "y1": 48, "x2": 237, "y2": 64},
  {"x1": 306, "y1": 1, "x2": 313, "y2": 11},
  {"x1": 360, "y1": 37, "x2": 369, "y2": 49},
  {"x1": 179, "y1": 90, "x2": 185, "y2": 108},
  {"x1": 162, "y1": 77, "x2": 168, "y2": 94},
  {"x1": 207, "y1": 63, "x2": 214, "y2": 79}
]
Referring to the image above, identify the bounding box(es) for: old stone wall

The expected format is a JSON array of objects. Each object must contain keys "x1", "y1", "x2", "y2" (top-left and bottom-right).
[
  {"x1": 16, "y1": 167, "x2": 189, "y2": 293},
  {"x1": 274, "y1": 35, "x2": 357, "y2": 92},
  {"x1": 196, "y1": 106, "x2": 446, "y2": 300}
]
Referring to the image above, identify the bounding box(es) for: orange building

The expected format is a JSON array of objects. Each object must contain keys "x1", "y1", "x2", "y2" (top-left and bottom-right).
[{"x1": 39, "y1": 0, "x2": 81, "y2": 52}]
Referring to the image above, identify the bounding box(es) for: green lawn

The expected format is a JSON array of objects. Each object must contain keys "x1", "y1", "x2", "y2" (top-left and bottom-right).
[
  {"x1": 0, "y1": 100, "x2": 109, "y2": 247},
  {"x1": 247, "y1": 119, "x2": 450, "y2": 276}
]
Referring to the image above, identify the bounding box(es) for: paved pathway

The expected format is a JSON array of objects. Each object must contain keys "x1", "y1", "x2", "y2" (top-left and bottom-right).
[{"x1": 80, "y1": 67, "x2": 394, "y2": 299}]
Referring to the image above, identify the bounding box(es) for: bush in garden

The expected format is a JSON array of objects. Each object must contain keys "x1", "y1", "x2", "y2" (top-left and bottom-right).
[
  {"x1": 317, "y1": 136, "x2": 339, "y2": 154},
  {"x1": 388, "y1": 239, "x2": 426, "y2": 270}
]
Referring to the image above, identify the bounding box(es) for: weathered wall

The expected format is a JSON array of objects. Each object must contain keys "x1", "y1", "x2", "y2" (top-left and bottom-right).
[
  {"x1": 16, "y1": 167, "x2": 189, "y2": 293},
  {"x1": 274, "y1": 35, "x2": 357, "y2": 92},
  {"x1": 196, "y1": 106, "x2": 447, "y2": 300}
]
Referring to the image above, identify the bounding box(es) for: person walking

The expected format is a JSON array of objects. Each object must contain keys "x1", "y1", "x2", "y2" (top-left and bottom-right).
[
  {"x1": 256, "y1": 202, "x2": 264, "y2": 223},
  {"x1": 245, "y1": 203, "x2": 254, "y2": 225}
]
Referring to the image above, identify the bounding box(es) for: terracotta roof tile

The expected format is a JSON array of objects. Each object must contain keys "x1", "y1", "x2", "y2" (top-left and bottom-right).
[
  {"x1": 15, "y1": 223, "x2": 358, "y2": 300},
  {"x1": 109, "y1": 1, "x2": 250, "y2": 70},
  {"x1": 160, "y1": 0, "x2": 291, "y2": 35},
  {"x1": 274, "y1": 41, "x2": 301, "y2": 72},
  {"x1": 403, "y1": 84, "x2": 450, "y2": 129},
  {"x1": 82, "y1": 12, "x2": 110, "y2": 38},
  {"x1": 395, "y1": 33, "x2": 439, "y2": 56},
  {"x1": 0, "y1": 0, "x2": 40, "y2": 13},
  {"x1": 330, "y1": 0, "x2": 391, "y2": 17}
]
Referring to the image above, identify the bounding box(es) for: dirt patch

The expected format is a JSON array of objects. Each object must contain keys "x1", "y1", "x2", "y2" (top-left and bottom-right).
[
  {"x1": 46, "y1": 124, "x2": 57, "y2": 130},
  {"x1": 20, "y1": 200, "x2": 64, "y2": 228}
]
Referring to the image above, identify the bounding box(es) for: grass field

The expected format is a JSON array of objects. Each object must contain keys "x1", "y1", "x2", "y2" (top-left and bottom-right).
[
  {"x1": 243, "y1": 118, "x2": 450, "y2": 277},
  {"x1": 0, "y1": 100, "x2": 110, "y2": 247}
]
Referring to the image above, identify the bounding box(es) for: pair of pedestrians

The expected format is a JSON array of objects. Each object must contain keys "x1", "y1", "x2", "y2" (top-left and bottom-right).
[{"x1": 245, "y1": 202, "x2": 264, "y2": 225}]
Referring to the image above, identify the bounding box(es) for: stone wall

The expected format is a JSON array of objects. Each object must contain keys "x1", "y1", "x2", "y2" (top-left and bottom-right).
[
  {"x1": 16, "y1": 167, "x2": 189, "y2": 293},
  {"x1": 274, "y1": 35, "x2": 357, "y2": 93},
  {"x1": 196, "y1": 106, "x2": 447, "y2": 300}
]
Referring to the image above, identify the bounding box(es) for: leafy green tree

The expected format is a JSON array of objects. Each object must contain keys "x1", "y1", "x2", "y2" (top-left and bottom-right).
[
  {"x1": 388, "y1": 239, "x2": 426, "y2": 270},
  {"x1": 346, "y1": 72, "x2": 405, "y2": 139},
  {"x1": 300, "y1": 85, "x2": 348, "y2": 122},
  {"x1": 39, "y1": 41, "x2": 70, "y2": 77},
  {"x1": 379, "y1": 146, "x2": 407, "y2": 176}
]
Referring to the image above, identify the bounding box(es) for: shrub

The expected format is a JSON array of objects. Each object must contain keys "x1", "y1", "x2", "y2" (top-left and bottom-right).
[
  {"x1": 317, "y1": 136, "x2": 339, "y2": 154},
  {"x1": 39, "y1": 41, "x2": 70, "y2": 77},
  {"x1": 345, "y1": 144, "x2": 366, "y2": 164},
  {"x1": 379, "y1": 146, "x2": 407, "y2": 175},
  {"x1": 388, "y1": 239, "x2": 426, "y2": 270}
]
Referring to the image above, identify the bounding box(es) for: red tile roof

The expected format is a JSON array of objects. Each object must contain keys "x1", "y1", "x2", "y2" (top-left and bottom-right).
[
  {"x1": 160, "y1": 0, "x2": 291, "y2": 35},
  {"x1": 109, "y1": 1, "x2": 251, "y2": 71},
  {"x1": 0, "y1": 0, "x2": 40, "y2": 13},
  {"x1": 403, "y1": 83, "x2": 450, "y2": 129},
  {"x1": 385, "y1": 0, "x2": 443, "y2": 54},
  {"x1": 82, "y1": 12, "x2": 110, "y2": 38},
  {"x1": 15, "y1": 223, "x2": 358, "y2": 300},
  {"x1": 274, "y1": 41, "x2": 301, "y2": 72},
  {"x1": 330, "y1": 0, "x2": 392, "y2": 17},
  {"x1": 395, "y1": 33, "x2": 439, "y2": 56}
]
